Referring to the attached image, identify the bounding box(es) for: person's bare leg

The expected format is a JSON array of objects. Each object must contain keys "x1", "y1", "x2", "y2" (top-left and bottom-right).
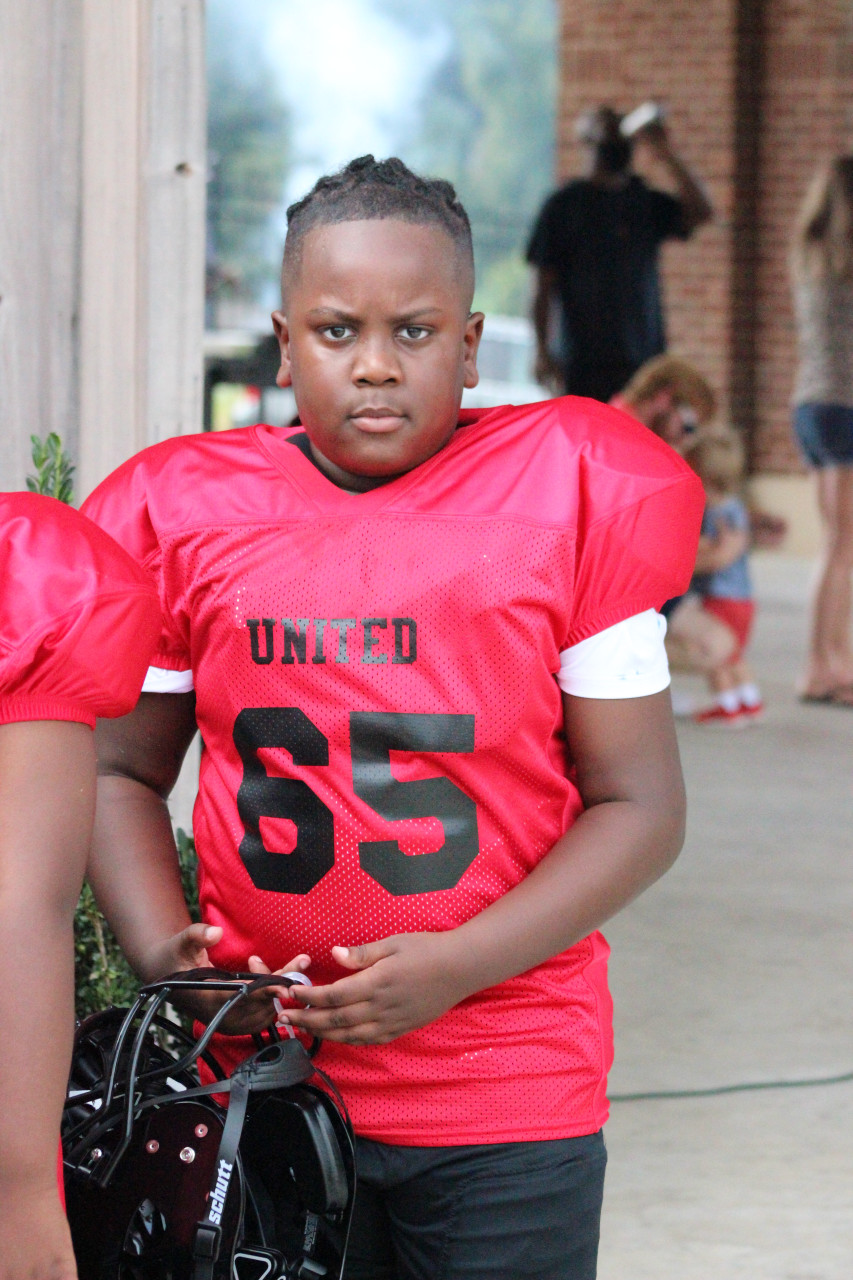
[
  {"x1": 730, "y1": 657, "x2": 762, "y2": 717},
  {"x1": 708, "y1": 663, "x2": 738, "y2": 694},
  {"x1": 693, "y1": 652, "x2": 749, "y2": 724},
  {"x1": 801, "y1": 466, "x2": 853, "y2": 699},
  {"x1": 727, "y1": 658, "x2": 755, "y2": 688}
]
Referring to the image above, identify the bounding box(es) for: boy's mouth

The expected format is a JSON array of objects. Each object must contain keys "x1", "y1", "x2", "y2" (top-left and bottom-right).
[{"x1": 349, "y1": 406, "x2": 407, "y2": 433}]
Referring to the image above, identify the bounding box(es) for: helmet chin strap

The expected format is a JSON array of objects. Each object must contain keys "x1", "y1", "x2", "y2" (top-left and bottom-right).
[
  {"x1": 192, "y1": 1038, "x2": 317, "y2": 1280},
  {"x1": 192, "y1": 1069, "x2": 249, "y2": 1280}
]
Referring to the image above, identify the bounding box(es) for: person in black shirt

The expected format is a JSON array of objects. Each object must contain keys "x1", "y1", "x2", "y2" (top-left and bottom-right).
[{"x1": 527, "y1": 106, "x2": 713, "y2": 402}]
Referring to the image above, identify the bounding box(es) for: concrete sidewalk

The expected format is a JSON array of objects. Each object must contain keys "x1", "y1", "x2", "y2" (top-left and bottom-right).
[{"x1": 599, "y1": 556, "x2": 853, "y2": 1280}]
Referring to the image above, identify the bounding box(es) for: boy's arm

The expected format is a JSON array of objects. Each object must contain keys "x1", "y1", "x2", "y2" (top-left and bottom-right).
[
  {"x1": 90, "y1": 692, "x2": 200, "y2": 975},
  {"x1": 278, "y1": 688, "x2": 685, "y2": 1045},
  {"x1": 90, "y1": 694, "x2": 303, "y2": 1029},
  {"x1": 0, "y1": 720, "x2": 95, "y2": 1280}
]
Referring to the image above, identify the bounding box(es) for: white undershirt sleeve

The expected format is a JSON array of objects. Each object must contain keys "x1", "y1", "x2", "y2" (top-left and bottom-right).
[
  {"x1": 141, "y1": 666, "x2": 195, "y2": 694},
  {"x1": 557, "y1": 609, "x2": 670, "y2": 699}
]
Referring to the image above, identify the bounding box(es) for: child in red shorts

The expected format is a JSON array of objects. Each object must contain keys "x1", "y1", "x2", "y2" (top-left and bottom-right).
[{"x1": 685, "y1": 432, "x2": 764, "y2": 726}]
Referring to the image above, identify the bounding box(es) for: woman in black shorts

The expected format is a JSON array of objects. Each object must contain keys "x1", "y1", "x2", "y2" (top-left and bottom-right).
[{"x1": 791, "y1": 156, "x2": 853, "y2": 705}]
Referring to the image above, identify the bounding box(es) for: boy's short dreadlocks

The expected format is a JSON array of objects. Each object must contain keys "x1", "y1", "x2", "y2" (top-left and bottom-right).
[{"x1": 282, "y1": 155, "x2": 474, "y2": 298}]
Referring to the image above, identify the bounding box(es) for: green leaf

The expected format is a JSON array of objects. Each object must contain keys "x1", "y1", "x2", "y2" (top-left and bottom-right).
[{"x1": 26, "y1": 432, "x2": 75, "y2": 504}]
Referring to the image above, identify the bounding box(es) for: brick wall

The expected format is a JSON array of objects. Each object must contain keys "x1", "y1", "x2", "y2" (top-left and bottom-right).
[{"x1": 556, "y1": 0, "x2": 853, "y2": 474}]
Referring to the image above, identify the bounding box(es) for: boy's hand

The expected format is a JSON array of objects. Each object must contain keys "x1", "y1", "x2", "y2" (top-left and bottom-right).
[
  {"x1": 142, "y1": 920, "x2": 224, "y2": 984},
  {"x1": 266, "y1": 933, "x2": 468, "y2": 1046},
  {"x1": 143, "y1": 922, "x2": 311, "y2": 1035}
]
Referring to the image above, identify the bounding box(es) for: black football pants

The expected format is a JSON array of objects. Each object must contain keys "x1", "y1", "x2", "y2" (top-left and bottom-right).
[{"x1": 343, "y1": 1130, "x2": 606, "y2": 1280}]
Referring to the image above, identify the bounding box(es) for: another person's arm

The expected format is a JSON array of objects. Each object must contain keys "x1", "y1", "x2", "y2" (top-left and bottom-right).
[
  {"x1": 275, "y1": 689, "x2": 685, "y2": 1045},
  {"x1": 747, "y1": 506, "x2": 786, "y2": 550},
  {"x1": 527, "y1": 195, "x2": 566, "y2": 392},
  {"x1": 530, "y1": 264, "x2": 565, "y2": 391},
  {"x1": 0, "y1": 491, "x2": 163, "y2": 1280},
  {"x1": 693, "y1": 520, "x2": 749, "y2": 575},
  {"x1": 0, "y1": 721, "x2": 93, "y2": 1280},
  {"x1": 636, "y1": 122, "x2": 713, "y2": 233},
  {"x1": 693, "y1": 530, "x2": 748, "y2": 574}
]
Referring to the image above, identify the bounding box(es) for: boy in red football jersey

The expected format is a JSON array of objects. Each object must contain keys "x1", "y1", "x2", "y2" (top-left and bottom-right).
[
  {"x1": 83, "y1": 156, "x2": 703, "y2": 1280},
  {"x1": 0, "y1": 493, "x2": 164, "y2": 1280}
]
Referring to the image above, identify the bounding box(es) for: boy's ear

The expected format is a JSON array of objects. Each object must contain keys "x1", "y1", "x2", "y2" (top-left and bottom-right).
[
  {"x1": 271, "y1": 310, "x2": 293, "y2": 388},
  {"x1": 463, "y1": 311, "x2": 485, "y2": 390}
]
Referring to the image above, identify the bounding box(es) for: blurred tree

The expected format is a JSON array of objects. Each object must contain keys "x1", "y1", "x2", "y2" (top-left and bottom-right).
[
  {"x1": 379, "y1": 0, "x2": 557, "y2": 316},
  {"x1": 206, "y1": 0, "x2": 291, "y2": 324}
]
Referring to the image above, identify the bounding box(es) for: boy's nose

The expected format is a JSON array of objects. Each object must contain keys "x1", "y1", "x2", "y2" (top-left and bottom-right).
[{"x1": 352, "y1": 337, "x2": 401, "y2": 384}]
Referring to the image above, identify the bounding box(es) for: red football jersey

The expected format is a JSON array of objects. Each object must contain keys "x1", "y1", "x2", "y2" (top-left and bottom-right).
[
  {"x1": 82, "y1": 399, "x2": 703, "y2": 1145},
  {"x1": 0, "y1": 493, "x2": 161, "y2": 727}
]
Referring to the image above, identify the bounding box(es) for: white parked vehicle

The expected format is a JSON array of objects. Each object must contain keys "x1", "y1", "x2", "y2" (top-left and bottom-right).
[{"x1": 462, "y1": 314, "x2": 550, "y2": 409}]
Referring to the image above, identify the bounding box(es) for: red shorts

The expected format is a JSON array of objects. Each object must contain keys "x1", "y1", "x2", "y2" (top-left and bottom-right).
[{"x1": 701, "y1": 597, "x2": 755, "y2": 660}]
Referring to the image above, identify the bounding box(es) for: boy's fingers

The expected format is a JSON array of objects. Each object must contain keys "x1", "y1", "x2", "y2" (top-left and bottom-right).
[
  {"x1": 287, "y1": 1000, "x2": 373, "y2": 1033},
  {"x1": 286, "y1": 1009, "x2": 393, "y2": 1046},
  {"x1": 181, "y1": 922, "x2": 221, "y2": 953},
  {"x1": 287, "y1": 938, "x2": 402, "y2": 1002},
  {"x1": 247, "y1": 952, "x2": 311, "y2": 975},
  {"x1": 288, "y1": 969, "x2": 377, "y2": 1011},
  {"x1": 330, "y1": 941, "x2": 393, "y2": 970},
  {"x1": 276, "y1": 952, "x2": 311, "y2": 974}
]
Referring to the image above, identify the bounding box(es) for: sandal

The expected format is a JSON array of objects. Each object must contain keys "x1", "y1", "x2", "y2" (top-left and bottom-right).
[{"x1": 799, "y1": 685, "x2": 853, "y2": 707}]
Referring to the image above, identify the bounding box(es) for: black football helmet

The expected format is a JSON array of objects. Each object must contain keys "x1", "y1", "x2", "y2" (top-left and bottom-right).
[{"x1": 62, "y1": 970, "x2": 356, "y2": 1280}]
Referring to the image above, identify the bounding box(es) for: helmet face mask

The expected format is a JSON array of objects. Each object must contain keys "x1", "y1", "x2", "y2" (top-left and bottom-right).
[{"x1": 62, "y1": 972, "x2": 355, "y2": 1280}]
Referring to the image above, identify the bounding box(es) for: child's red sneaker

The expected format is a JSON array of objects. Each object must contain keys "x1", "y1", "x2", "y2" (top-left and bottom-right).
[{"x1": 693, "y1": 703, "x2": 747, "y2": 728}]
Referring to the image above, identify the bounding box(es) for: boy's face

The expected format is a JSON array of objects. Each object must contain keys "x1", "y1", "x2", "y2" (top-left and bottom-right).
[{"x1": 272, "y1": 220, "x2": 484, "y2": 491}]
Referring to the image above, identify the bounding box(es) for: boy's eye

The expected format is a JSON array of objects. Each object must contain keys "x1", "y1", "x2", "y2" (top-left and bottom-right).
[
  {"x1": 322, "y1": 324, "x2": 354, "y2": 341},
  {"x1": 399, "y1": 325, "x2": 431, "y2": 341}
]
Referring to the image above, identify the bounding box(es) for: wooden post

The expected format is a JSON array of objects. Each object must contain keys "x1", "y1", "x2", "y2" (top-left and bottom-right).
[
  {"x1": 0, "y1": 0, "x2": 205, "y2": 498},
  {"x1": 78, "y1": 0, "x2": 206, "y2": 498},
  {"x1": 0, "y1": 0, "x2": 83, "y2": 489},
  {"x1": 77, "y1": 0, "x2": 145, "y2": 492}
]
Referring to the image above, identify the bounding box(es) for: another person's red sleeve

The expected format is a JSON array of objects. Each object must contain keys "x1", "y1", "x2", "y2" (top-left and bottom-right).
[{"x1": 0, "y1": 493, "x2": 162, "y2": 726}]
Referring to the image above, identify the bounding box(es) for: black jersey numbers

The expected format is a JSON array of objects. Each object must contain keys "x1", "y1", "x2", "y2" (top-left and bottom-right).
[
  {"x1": 351, "y1": 713, "x2": 477, "y2": 894},
  {"x1": 234, "y1": 707, "x2": 335, "y2": 894},
  {"x1": 233, "y1": 708, "x2": 478, "y2": 896}
]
